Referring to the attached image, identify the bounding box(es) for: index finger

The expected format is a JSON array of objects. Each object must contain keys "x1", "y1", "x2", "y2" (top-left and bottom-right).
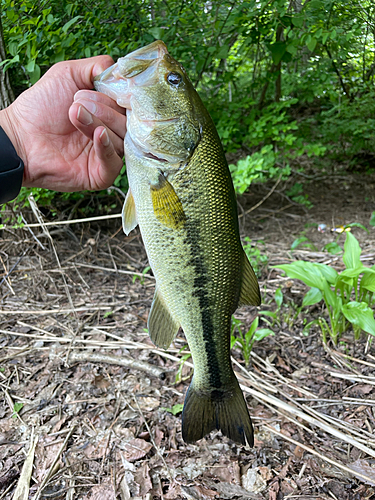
[{"x1": 74, "y1": 90, "x2": 126, "y2": 115}]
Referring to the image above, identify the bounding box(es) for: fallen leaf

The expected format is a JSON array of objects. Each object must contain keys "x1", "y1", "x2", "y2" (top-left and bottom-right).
[
  {"x1": 268, "y1": 480, "x2": 280, "y2": 500},
  {"x1": 93, "y1": 375, "x2": 110, "y2": 390},
  {"x1": 134, "y1": 462, "x2": 152, "y2": 496},
  {"x1": 136, "y1": 396, "x2": 160, "y2": 411},
  {"x1": 122, "y1": 438, "x2": 152, "y2": 462},
  {"x1": 241, "y1": 467, "x2": 267, "y2": 493},
  {"x1": 258, "y1": 466, "x2": 273, "y2": 481},
  {"x1": 350, "y1": 384, "x2": 374, "y2": 396},
  {"x1": 280, "y1": 478, "x2": 298, "y2": 495},
  {"x1": 164, "y1": 481, "x2": 182, "y2": 499},
  {"x1": 83, "y1": 483, "x2": 116, "y2": 500},
  {"x1": 293, "y1": 445, "x2": 304, "y2": 459}
]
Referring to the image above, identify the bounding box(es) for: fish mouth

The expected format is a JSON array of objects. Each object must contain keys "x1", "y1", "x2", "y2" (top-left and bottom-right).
[{"x1": 94, "y1": 40, "x2": 169, "y2": 105}]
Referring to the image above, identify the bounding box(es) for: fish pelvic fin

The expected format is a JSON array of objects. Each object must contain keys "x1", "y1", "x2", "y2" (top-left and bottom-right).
[
  {"x1": 150, "y1": 173, "x2": 186, "y2": 230},
  {"x1": 122, "y1": 188, "x2": 138, "y2": 235},
  {"x1": 238, "y1": 252, "x2": 261, "y2": 307},
  {"x1": 148, "y1": 287, "x2": 180, "y2": 349},
  {"x1": 181, "y1": 378, "x2": 254, "y2": 446}
]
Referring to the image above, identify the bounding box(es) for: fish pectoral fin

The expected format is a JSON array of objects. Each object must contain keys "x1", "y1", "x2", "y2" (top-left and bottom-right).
[
  {"x1": 122, "y1": 188, "x2": 138, "y2": 235},
  {"x1": 181, "y1": 378, "x2": 254, "y2": 446},
  {"x1": 238, "y1": 252, "x2": 261, "y2": 307},
  {"x1": 148, "y1": 287, "x2": 180, "y2": 349},
  {"x1": 150, "y1": 173, "x2": 186, "y2": 230}
]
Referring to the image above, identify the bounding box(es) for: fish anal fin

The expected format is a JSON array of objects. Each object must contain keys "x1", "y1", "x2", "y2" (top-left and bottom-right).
[
  {"x1": 150, "y1": 174, "x2": 186, "y2": 230},
  {"x1": 148, "y1": 287, "x2": 180, "y2": 349},
  {"x1": 238, "y1": 252, "x2": 261, "y2": 307},
  {"x1": 181, "y1": 378, "x2": 254, "y2": 446},
  {"x1": 122, "y1": 189, "x2": 138, "y2": 235}
]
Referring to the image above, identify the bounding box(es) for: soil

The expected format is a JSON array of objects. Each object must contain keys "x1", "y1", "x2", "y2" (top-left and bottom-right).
[{"x1": 0, "y1": 172, "x2": 375, "y2": 500}]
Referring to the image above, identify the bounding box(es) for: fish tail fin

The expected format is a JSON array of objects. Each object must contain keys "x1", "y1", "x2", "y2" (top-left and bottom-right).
[{"x1": 181, "y1": 378, "x2": 254, "y2": 446}]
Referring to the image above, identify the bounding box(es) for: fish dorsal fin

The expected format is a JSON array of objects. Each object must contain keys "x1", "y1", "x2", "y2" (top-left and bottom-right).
[
  {"x1": 238, "y1": 252, "x2": 261, "y2": 307},
  {"x1": 122, "y1": 188, "x2": 138, "y2": 235},
  {"x1": 148, "y1": 287, "x2": 180, "y2": 349},
  {"x1": 150, "y1": 174, "x2": 186, "y2": 230}
]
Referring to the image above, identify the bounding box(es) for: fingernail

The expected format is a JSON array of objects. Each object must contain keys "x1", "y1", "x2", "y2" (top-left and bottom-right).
[
  {"x1": 78, "y1": 99, "x2": 97, "y2": 115},
  {"x1": 77, "y1": 105, "x2": 93, "y2": 126},
  {"x1": 99, "y1": 128, "x2": 110, "y2": 146}
]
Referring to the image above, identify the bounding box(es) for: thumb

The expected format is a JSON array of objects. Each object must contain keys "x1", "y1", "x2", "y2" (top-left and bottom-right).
[{"x1": 67, "y1": 55, "x2": 115, "y2": 90}]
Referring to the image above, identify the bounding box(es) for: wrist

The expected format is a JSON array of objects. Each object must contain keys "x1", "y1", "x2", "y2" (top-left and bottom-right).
[{"x1": 0, "y1": 106, "x2": 26, "y2": 168}]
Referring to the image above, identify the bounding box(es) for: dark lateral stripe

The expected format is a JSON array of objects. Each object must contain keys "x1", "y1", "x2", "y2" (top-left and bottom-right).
[{"x1": 186, "y1": 221, "x2": 222, "y2": 389}]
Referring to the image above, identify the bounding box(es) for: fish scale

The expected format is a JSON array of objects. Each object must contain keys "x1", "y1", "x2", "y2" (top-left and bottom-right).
[{"x1": 94, "y1": 40, "x2": 261, "y2": 445}]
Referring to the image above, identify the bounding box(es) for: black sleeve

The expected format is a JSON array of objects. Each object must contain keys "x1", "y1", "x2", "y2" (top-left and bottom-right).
[{"x1": 0, "y1": 126, "x2": 24, "y2": 204}]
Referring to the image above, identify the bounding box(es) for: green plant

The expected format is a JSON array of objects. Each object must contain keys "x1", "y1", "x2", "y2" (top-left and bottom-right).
[
  {"x1": 231, "y1": 316, "x2": 274, "y2": 365},
  {"x1": 243, "y1": 238, "x2": 268, "y2": 277},
  {"x1": 132, "y1": 266, "x2": 151, "y2": 285},
  {"x1": 12, "y1": 402, "x2": 23, "y2": 419},
  {"x1": 160, "y1": 403, "x2": 184, "y2": 415},
  {"x1": 175, "y1": 349, "x2": 192, "y2": 384},
  {"x1": 275, "y1": 232, "x2": 375, "y2": 345},
  {"x1": 291, "y1": 235, "x2": 317, "y2": 251}
]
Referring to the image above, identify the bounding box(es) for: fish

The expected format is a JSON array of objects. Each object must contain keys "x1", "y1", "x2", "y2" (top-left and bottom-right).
[{"x1": 94, "y1": 40, "x2": 261, "y2": 446}]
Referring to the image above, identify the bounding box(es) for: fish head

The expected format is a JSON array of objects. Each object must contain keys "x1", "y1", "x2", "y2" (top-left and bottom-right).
[{"x1": 94, "y1": 40, "x2": 202, "y2": 163}]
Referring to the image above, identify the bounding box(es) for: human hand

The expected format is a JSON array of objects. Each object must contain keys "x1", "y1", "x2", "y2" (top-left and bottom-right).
[{"x1": 0, "y1": 56, "x2": 126, "y2": 191}]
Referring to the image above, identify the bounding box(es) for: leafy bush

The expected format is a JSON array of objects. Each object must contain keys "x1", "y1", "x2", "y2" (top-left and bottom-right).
[
  {"x1": 275, "y1": 232, "x2": 375, "y2": 345},
  {"x1": 319, "y1": 92, "x2": 375, "y2": 165}
]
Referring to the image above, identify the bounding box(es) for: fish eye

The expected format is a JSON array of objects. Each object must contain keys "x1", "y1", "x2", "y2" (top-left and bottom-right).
[{"x1": 167, "y1": 72, "x2": 182, "y2": 86}]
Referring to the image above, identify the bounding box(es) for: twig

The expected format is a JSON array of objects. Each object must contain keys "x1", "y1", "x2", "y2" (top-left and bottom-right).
[
  {"x1": 0, "y1": 249, "x2": 28, "y2": 288},
  {"x1": 73, "y1": 261, "x2": 154, "y2": 279},
  {"x1": 21, "y1": 213, "x2": 46, "y2": 249},
  {"x1": 68, "y1": 351, "x2": 167, "y2": 379},
  {"x1": 0, "y1": 306, "x2": 117, "y2": 315},
  {"x1": 3, "y1": 213, "x2": 122, "y2": 230},
  {"x1": 239, "y1": 174, "x2": 282, "y2": 218},
  {"x1": 12, "y1": 428, "x2": 38, "y2": 500},
  {"x1": 31, "y1": 426, "x2": 76, "y2": 500},
  {"x1": 264, "y1": 424, "x2": 375, "y2": 486},
  {"x1": 243, "y1": 386, "x2": 375, "y2": 459}
]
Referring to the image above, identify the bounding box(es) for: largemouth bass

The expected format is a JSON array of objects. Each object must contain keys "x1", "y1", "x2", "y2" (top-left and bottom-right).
[{"x1": 94, "y1": 41, "x2": 261, "y2": 446}]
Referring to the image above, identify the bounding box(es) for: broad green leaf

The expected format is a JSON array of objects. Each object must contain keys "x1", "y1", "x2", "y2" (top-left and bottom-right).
[
  {"x1": 269, "y1": 41, "x2": 286, "y2": 65},
  {"x1": 245, "y1": 317, "x2": 259, "y2": 342},
  {"x1": 29, "y1": 63, "x2": 40, "y2": 84},
  {"x1": 292, "y1": 16, "x2": 304, "y2": 28},
  {"x1": 26, "y1": 59, "x2": 35, "y2": 72},
  {"x1": 149, "y1": 27, "x2": 165, "y2": 39},
  {"x1": 360, "y1": 270, "x2": 375, "y2": 293},
  {"x1": 343, "y1": 232, "x2": 362, "y2": 270},
  {"x1": 275, "y1": 288, "x2": 283, "y2": 308},
  {"x1": 62, "y1": 15, "x2": 83, "y2": 33},
  {"x1": 291, "y1": 236, "x2": 309, "y2": 250},
  {"x1": 259, "y1": 311, "x2": 277, "y2": 319},
  {"x1": 345, "y1": 222, "x2": 368, "y2": 233},
  {"x1": 307, "y1": 37, "x2": 317, "y2": 52},
  {"x1": 370, "y1": 212, "x2": 375, "y2": 227},
  {"x1": 324, "y1": 242, "x2": 342, "y2": 255},
  {"x1": 321, "y1": 279, "x2": 339, "y2": 309},
  {"x1": 314, "y1": 263, "x2": 338, "y2": 284},
  {"x1": 302, "y1": 287, "x2": 323, "y2": 306},
  {"x1": 253, "y1": 329, "x2": 274, "y2": 342},
  {"x1": 342, "y1": 302, "x2": 375, "y2": 336},
  {"x1": 275, "y1": 262, "x2": 325, "y2": 290},
  {"x1": 340, "y1": 267, "x2": 366, "y2": 278}
]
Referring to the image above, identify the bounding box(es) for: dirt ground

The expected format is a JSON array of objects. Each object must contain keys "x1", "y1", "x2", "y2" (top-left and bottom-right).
[{"x1": 0, "y1": 172, "x2": 375, "y2": 500}]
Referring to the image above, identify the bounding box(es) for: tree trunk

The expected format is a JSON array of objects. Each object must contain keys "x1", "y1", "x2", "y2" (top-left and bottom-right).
[{"x1": 0, "y1": 16, "x2": 14, "y2": 110}]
